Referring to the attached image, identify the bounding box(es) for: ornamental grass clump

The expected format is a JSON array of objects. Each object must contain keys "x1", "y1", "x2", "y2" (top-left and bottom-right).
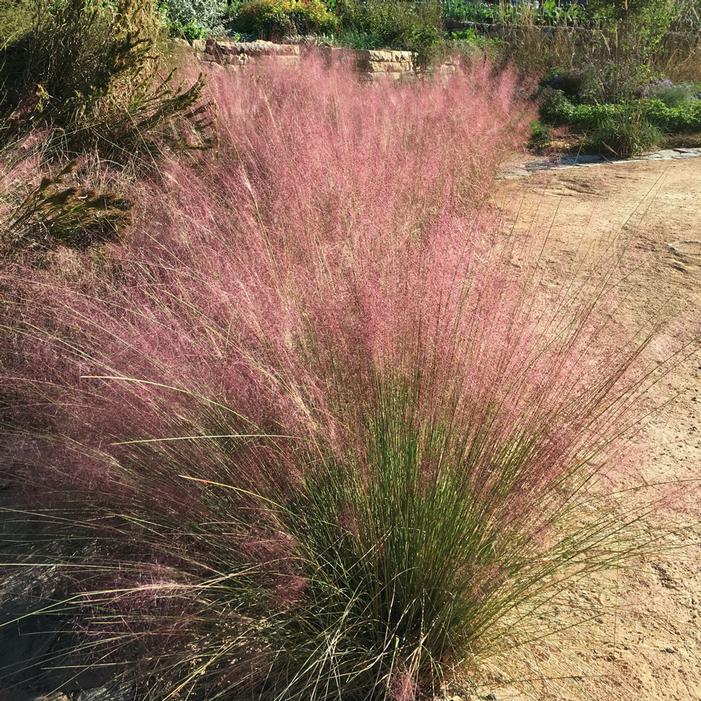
[{"x1": 0, "y1": 58, "x2": 688, "y2": 699}]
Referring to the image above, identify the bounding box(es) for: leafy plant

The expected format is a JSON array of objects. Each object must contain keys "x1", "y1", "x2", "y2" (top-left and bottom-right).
[
  {"x1": 586, "y1": 104, "x2": 662, "y2": 157},
  {"x1": 528, "y1": 118, "x2": 552, "y2": 151},
  {"x1": 443, "y1": 0, "x2": 585, "y2": 27},
  {"x1": 446, "y1": 28, "x2": 502, "y2": 62},
  {"x1": 171, "y1": 16, "x2": 209, "y2": 40},
  {"x1": 443, "y1": 0, "x2": 497, "y2": 25},
  {"x1": 643, "y1": 97, "x2": 701, "y2": 132},
  {"x1": 499, "y1": 0, "x2": 585, "y2": 27},
  {"x1": 539, "y1": 87, "x2": 576, "y2": 125},
  {"x1": 159, "y1": 0, "x2": 227, "y2": 39},
  {"x1": 540, "y1": 88, "x2": 701, "y2": 147}
]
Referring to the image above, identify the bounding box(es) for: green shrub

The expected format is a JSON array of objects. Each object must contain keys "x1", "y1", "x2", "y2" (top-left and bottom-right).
[
  {"x1": 171, "y1": 16, "x2": 209, "y2": 40},
  {"x1": 644, "y1": 80, "x2": 700, "y2": 107},
  {"x1": 528, "y1": 119, "x2": 552, "y2": 152},
  {"x1": 569, "y1": 103, "x2": 629, "y2": 131},
  {"x1": 159, "y1": 0, "x2": 227, "y2": 39},
  {"x1": 0, "y1": 0, "x2": 206, "y2": 160},
  {"x1": 443, "y1": 0, "x2": 496, "y2": 25},
  {"x1": 334, "y1": 0, "x2": 443, "y2": 65},
  {"x1": 231, "y1": 0, "x2": 338, "y2": 39},
  {"x1": 500, "y1": 0, "x2": 586, "y2": 27},
  {"x1": 446, "y1": 28, "x2": 503, "y2": 62},
  {"x1": 443, "y1": 0, "x2": 585, "y2": 27},
  {"x1": 332, "y1": 27, "x2": 376, "y2": 50},
  {"x1": 643, "y1": 97, "x2": 701, "y2": 132},
  {"x1": 541, "y1": 88, "x2": 701, "y2": 139},
  {"x1": 539, "y1": 87, "x2": 576, "y2": 125},
  {"x1": 587, "y1": 106, "x2": 662, "y2": 157}
]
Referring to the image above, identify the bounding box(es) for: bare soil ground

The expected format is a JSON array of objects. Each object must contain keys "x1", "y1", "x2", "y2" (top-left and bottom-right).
[{"x1": 482, "y1": 158, "x2": 701, "y2": 701}]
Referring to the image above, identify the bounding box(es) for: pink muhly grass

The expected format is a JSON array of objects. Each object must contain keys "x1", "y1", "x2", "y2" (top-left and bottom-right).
[
  {"x1": 391, "y1": 669, "x2": 420, "y2": 701},
  {"x1": 0, "y1": 56, "x2": 697, "y2": 699}
]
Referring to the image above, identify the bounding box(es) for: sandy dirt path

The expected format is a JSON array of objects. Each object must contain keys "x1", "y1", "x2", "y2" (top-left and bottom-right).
[{"x1": 483, "y1": 158, "x2": 700, "y2": 701}]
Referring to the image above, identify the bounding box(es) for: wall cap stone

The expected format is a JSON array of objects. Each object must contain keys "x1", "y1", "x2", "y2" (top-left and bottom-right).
[
  {"x1": 205, "y1": 39, "x2": 300, "y2": 57},
  {"x1": 198, "y1": 39, "x2": 465, "y2": 77}
]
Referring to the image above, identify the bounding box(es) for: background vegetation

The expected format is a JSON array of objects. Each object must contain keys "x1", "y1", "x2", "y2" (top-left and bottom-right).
[{"x1": 147, "y1": 0, "x2": 701, "y2": 155}]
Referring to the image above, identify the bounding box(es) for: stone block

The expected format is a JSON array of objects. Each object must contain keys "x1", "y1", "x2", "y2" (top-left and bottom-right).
[
  {"x1": 366, "y1": 60, "x2": 412, "y2": 73},
  {"x1": 366, "y1": 49, "x2": 414, "y2": 63}
]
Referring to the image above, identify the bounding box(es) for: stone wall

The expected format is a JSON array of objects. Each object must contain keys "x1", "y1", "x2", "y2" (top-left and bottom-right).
[
  {"x1": 196, "y1": 39, "x2": 456, "y2": 80},
  {"x1": 198, "y1": 39, "x2": 301, "y2": 69}
]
